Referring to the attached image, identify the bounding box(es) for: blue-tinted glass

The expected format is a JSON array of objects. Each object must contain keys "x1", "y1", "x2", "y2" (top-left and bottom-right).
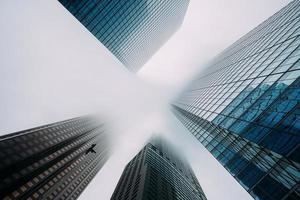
[
  {"x1": 277, "y1": 106, "x2": 300, "y2": 134},
  {"x1": 237, "y1": 163, "x2": 266, "y2": 189},
  {"x1": 260, "y1": 130, "x2": 300, "y2": 157},
  {"x1": 242, "y1": 125, "x2": 270, "y2": 143},
  {"x1": 59, "y1": 0, "x2": 190, "y2": 72},
  {"x1": 172, "y1": 1, "x2": 300, "y2": 199},
  {"x1": 226, "y1": 154, "x2": 249, "y2": 176},
  {"x1": 218, "y1": 148, "x2": 235, "y2": 165},
  {"x1": 252, "y1": 175, "x2": 290, "y2": 200}
]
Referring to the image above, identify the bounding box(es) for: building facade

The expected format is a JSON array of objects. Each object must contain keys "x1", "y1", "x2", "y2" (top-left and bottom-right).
[
  {"x1": 58, "y1": 0, "x2": 189, "y2": 72},
  {"x1": 0, "y1": 116, "x2": 110, "y2": 200},
  {"x1": 111, "y1": 137, "x2": 207, "y2": 200},
  {"x1": 173, "y1": 1, "x2": 300, "y2": 200}
]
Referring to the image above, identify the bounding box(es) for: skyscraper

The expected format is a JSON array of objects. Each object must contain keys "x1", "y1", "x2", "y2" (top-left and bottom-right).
[
  {"x1": 58, "y1": 0, "x2": 190, "y2": 72},
  {"x1": 111, "y1": 137, "x2": 207, "y2": 200},
  {"x1": 0, "y1": 116, "x2": 110, "y2": 200},
  {"x1": 172, "y1": 1, "x2": 300, "y2": 199}
]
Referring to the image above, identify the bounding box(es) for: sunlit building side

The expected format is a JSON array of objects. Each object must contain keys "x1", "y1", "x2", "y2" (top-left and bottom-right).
[{"x1": 172, "y1": 1, "x2": 300, "y2": 199}]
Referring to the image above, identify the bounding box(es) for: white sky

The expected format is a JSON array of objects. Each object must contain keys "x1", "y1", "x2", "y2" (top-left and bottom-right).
[
  {"x1": 0, "y1": 0, "x2": 291, "y2": 200},
  {"x1": 140, "y1": 0, "x2": 292, "y2": 95}
]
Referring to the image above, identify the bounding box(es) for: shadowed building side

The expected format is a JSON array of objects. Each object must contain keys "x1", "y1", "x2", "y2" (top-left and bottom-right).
[
  {"x1": 58, "y1": 0, "x2": 190, "y2": 72},
  {"x1": 172, "y1": 1, "x2": 300, "y2": 199},
  {"x1": 111, "y1": 137, "x2": 207, "y2": 200},
  {"x1": 0, "y1": 116, "x2": 110, "y2": 200}
]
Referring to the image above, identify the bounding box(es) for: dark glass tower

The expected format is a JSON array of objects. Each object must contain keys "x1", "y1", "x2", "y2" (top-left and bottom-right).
[
  {"x1": 172, "y1": 1, "x2": 300, "y2": 200},
  {"x1": 0, "y1": 116, "x2": 110, "y2": 200},
  {"x1": 58, "y1": 0, "x2": 190, "y2": 72},
  {"x1": 111, "y1": 137, "x2": 207, "y2": 200}
]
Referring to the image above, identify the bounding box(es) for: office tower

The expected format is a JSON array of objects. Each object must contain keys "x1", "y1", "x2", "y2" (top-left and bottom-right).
[
  {"x1": 0, "y1": 116, "x2": 110, "y2": 200},
  {"x1": 172, "y1": 1, "x2": 300, "y2": 200},
  {"x1": 111, "y1": 137, "x2": 207, "y2": 200},
  {"x1": 58, "y1": 0, "x2": 189, "y2": 72}
]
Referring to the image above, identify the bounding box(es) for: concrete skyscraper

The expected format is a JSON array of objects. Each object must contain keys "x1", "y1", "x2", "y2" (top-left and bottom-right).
[
  {"x1": 0, "y1": 116, "x2": 110, "y2": 200},
  {"x1": 58, "y1": 0, "x2": 190, "y2": 72},
  {"x1": 173, "y1": 1, "x2": 300, "y2": 200},
  {"x1": 111, "y1": 137, "x2": 207, "y2": 200}
]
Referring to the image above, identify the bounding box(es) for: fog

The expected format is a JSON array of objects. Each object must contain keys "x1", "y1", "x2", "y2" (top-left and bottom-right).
[
  {"x1": 140, "y1": 0, "x2": 292, "y2": 95},
  {"x1": 0, "y1": 0, "x2": 291, "y2": 200}
]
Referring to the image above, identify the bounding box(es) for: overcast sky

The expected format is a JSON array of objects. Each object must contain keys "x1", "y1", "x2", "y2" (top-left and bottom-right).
[
  {"x1": 140, "y1": 0, "x2": 292, "y2": 96},
  {"x1": 0, "y1": 0, "x2": 292, "y2": 200}
]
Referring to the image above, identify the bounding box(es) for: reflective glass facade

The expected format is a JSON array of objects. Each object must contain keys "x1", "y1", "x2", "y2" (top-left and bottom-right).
[
  {"x1": 0, "y1": 117, "x2": 110, "y2": 200},
  {"x1": 111, "y1": 137, "x2": 207, "y2": 200},
  {"x1": 172, "y1": 1, "x2": 300, "y2": 199},
  {"x1": 58, "y1": 0, "x2": 189, "y2": 72}
]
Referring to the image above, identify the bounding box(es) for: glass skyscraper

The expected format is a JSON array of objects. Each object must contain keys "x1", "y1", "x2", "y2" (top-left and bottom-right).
[
  {"x1": 0, "y1": 116, "x2": 110, "y2": 200},
  {"x1": 111, "y1": 137, "x2": 207, "y2": 200},
  {"x1": 58, "y1": 0, "x2": 190, "y2": 72},
  {"x1": 172, "y1": 1, "x2": 300, "y2": 199}
]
